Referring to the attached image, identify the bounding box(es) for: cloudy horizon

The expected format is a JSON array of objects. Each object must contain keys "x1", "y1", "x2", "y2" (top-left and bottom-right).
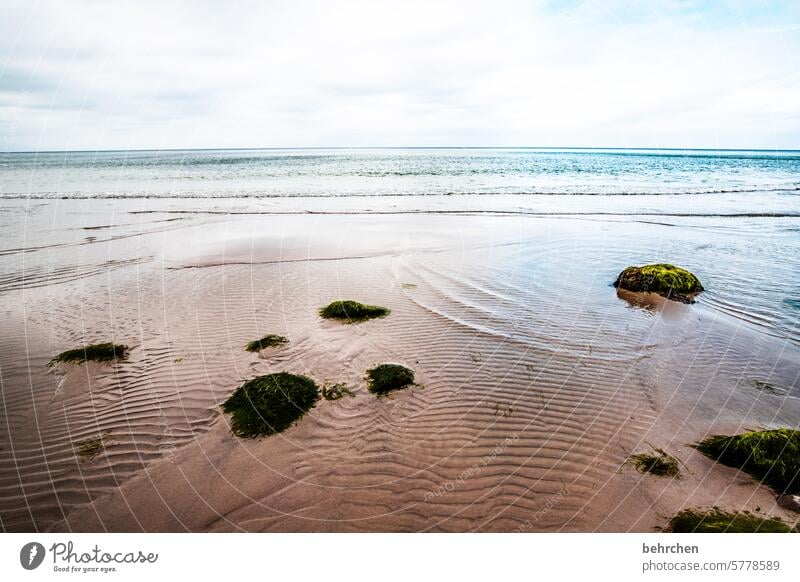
[{"x1": 1, "y1": 0, "x2": 799, "y2": 152}]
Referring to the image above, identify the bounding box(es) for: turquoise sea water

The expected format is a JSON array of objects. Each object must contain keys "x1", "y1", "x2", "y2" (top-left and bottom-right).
[{"x1": 1, "y1": 147, "x2": 799, "y2": 202}]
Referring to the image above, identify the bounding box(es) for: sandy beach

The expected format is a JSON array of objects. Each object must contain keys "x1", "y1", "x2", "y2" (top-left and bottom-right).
[
  {"x1": 0, "y1": 195, "x2": 798, "y2": 532},
  {"x1": 4, "y1": 3, "x2": 800, "y2": 580}
]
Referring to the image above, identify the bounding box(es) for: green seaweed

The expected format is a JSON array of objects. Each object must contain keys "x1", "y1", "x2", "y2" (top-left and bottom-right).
[
  {"x1": 667, "y1": 508, "x2": 794, "y2": 533},
  {"x1": 695, "y1": 429, "x2": 800, "y2": 494},
  {"x1": 49, "y1": 342, "x2": 129, "y2": 366},
  {"x1": 321, "y1": 382, "x2": 355, "y2": 401},
  {"x1": 221, "y1": 372, "x2": 319, "y2": 438},
  {"x1": 751, "y1": 380, "x2": 788, "y2": 396},
  {"x1": 366, "y1": 363, "x2": 415, "y2": 395},
  {"x1": 75, "y1": 435, "x2": 105, "y2": 461},
  {"x1": 627, "y1": 447, "x2": 681, "y2": 477},
  {"x1": 245, "y1": 334, "x2": 288, "y2": 352},
  {"x1": 613, "y1": 264, "x2": 704, "y2": 303},
  {"x1": 319, "y1": 300, "x2": 390, "y2": 323}
]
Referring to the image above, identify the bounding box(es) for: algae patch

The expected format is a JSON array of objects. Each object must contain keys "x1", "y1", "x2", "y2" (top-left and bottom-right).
[
  {"x1": 322, "y1": 383, "x2": 355, "y2": 401},
  {"x1": 695, "y1": 428, "x2": 800, "y2": 494},
  {"x1": 222, "y1": 372, "x2": 319, "y2": 438},
  {"x1": 50, "y1": 342, "x2": 129, "y2": 366},
  {"x1": 667, "y1": 508, "x2": 794, "y2": 533},
  {"x1": 75, "y1": 435, "x2": 106, "y2": 461},
  {"x1": 319, "y1": 300, "x2": 390, "y2": 323},
  {"x1": 750, "y1": 380, "x2": 788, "y2": 396},
  {"x1": 366, "y1": 363, "x2": 415, "y2": 395},
  {"x1": 245, "y1": 334, "x2": 288, "y2": 352},
  {"x1": 627, "y1": 446, "x2": 681, "y2": 477},
  {"x1": 614, "y1": 263, "x2": 704, "y2": 303}
]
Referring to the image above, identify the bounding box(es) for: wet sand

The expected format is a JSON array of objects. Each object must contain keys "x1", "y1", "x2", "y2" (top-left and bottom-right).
[{"x1": 0, "y1": 198, "x2": 798, "y2": 532}]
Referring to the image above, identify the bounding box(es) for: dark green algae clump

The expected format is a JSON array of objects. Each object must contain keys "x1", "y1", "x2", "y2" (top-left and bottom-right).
[
  {"x1": 221, "y1": 372, "x2": 319, "y2": 438},
  {"x1": 627, "y1": 447, "x2": 681, "y2": 477},
  {"x1": 614, "y1": 263, "x2": 704, "y2": 303},
  {"x1": 695, "y1": 428, "x2": 800, "y2": 494},
  {"x1": 667, "y1": 508, "x2": 795, "y2": 533},
  {"x1": 321, "y1": 383, "x2": 355, "y2": 401},
  {"x1": 319, "y1": 300, "x2": 390, "y2": 323},
  {"x1": 49, "y1": 342, "x2": 129, "y2": 366},
  {"x1": 366, "y1": 364, "x2": 415, "y2": 395},
  {"x1": 245, "y1": 334, "x2": 288, "y2": 352}
]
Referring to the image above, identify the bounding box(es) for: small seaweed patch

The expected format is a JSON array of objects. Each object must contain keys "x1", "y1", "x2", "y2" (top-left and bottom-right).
[
  {"x1": 49, "y1": 342, "x2": 128, "y2": 366},
  {"x1": 613, "y1": 264, "x2": 704, "y2": 303},
  {"x1": 493, "y1": 402, "x2": 514, "y2": 417},
  {"x1": 695, "y1": 429, "x2": 800, "y2": 494},
  {"x1": 245, "y1": 334, "x2": 288, "y2": 352},
  {"x1": 667, "y1": 508, "x2": 794, "y2": 533},
  {"x1": 319, "y1": 300, "x2": 390, "y2": 323},
  {"x1": 627, "y1": 446, "x2": 681, "y2": 477},
  {"x1": 322, "y1": 382, "x2": 355, "y2": 401},
  {"x1": 75, "y1": 435, "x2": 105, "y2": 461},
  {"x1": 751, "y1": 380, "x2": 788, "y2": 396},
  {"x1": 366, "y1": 363, "x2": 415, "y2": 395},
  {"x1": 401, "y1": 282, "x2": 417, "y2": 289},
  {"x1": 221, "y1": 372, "x2": 319, "y2": 438}
]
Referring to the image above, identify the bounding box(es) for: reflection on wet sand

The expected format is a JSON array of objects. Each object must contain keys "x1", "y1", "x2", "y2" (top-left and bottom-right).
[{"x1": 0, "y1": 199, "x2": 798, "y2": 532}]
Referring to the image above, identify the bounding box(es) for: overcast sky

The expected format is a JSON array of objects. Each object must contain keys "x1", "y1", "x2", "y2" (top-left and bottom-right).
[{"x1": 1, "y1": 0, "x2": 799, "y2": 151}]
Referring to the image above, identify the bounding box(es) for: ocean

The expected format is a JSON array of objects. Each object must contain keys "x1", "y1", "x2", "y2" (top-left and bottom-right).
[{"x1": 1, "y1": 147, "x2": 799, "y2": 201}]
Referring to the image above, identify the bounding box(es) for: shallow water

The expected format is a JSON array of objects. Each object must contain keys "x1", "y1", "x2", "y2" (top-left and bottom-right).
[{"x1": 0, "y1": 149, "x2": 798, "y2": 531}]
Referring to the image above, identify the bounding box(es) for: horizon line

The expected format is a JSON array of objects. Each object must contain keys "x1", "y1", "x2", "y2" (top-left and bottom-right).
[{"x1": 3, "y1": 145, "x2": 800, "y2": 155}]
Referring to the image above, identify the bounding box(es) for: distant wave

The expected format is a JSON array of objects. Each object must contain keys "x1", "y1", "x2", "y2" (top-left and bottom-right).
[{"x1": 1, "y1": 185, "x2": 798, "y2": 199}]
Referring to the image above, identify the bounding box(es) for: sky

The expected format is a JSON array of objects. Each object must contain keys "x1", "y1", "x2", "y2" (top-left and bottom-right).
[{"x1": 1, "y1": 0, "x2": 799, "y2": 151}]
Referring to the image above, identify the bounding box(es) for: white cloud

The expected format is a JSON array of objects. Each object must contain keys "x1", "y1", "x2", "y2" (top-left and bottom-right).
[{"x1": 1, "y1": 0, "x2": 799, "y2": 150}]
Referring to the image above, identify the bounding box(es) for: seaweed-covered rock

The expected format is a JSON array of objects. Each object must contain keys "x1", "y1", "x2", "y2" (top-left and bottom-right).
[
  {"x1": 667, "y1": 508, "x2": 794, "y2": 533},
  {"x1": 221, "y1": 372, "x2": 319, "y2": 438},
  {"x1": 366, "y1": 363, "x2": 415, "y2": 395},
  {"x1": 614, "y1": 264, "x2": 704, "y2": 303},
  {"x1": 319, "y1": 300, "x2": 390, "y2": 323},
  {"x1": 49, "y1": 342, "x2": 129, "y2": 366},
  {"x1": 245, "y1": 334, "x2": 288, "y2": 352},
  {"x1": 695, "y1": 428, "x2": 800, "y2": 494}
]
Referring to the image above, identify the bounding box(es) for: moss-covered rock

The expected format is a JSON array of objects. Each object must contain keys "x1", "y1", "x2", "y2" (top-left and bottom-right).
[
  {"x1": 695, "y1": 429, "x2": 800, "y2": 494},
  {"x1": 627, "y1": 447, "x2": 681, "y2": 477},
  {"x1": 245, "y1": 334, "x2": 288, "y2": 352},
  {"x1": 667, "y1": 508, "x2": 794, "y2": 533},
  {"x1": 221, "y1": 372, "x2": 319, "y2": 438},
  {"x1": 613, "y1": 264, "x2": 704, "y2": 303},
  {"x1": 366, "y1": 363, "x2": 415, "y2": 395},
  {"x1": 319, "y1": 300, "x2": 390, "y2": 323},
  {"x1": 49, "y1": 342, "x2": 128, "y2": 366}
]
